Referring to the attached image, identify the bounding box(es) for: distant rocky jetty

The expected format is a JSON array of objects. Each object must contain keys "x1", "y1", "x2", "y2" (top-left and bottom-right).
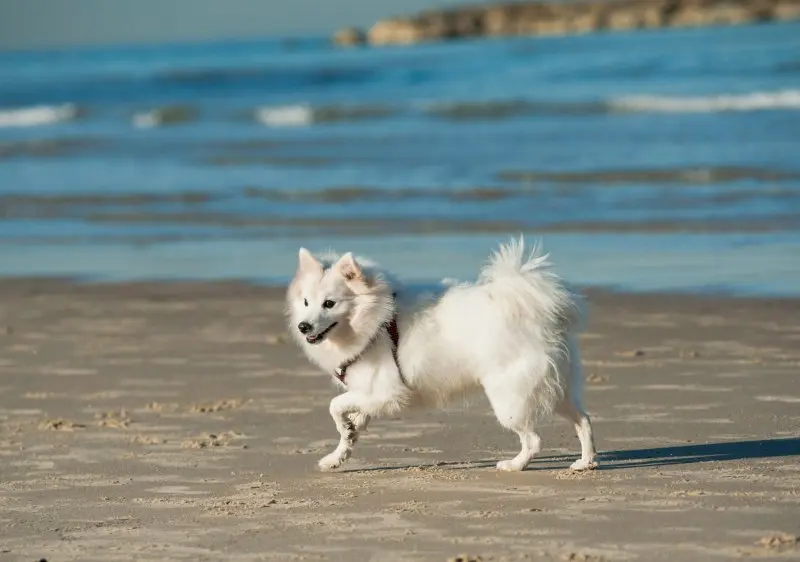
[{"x1": 334, "y1": 0, "x2": 800, "y2": 47}]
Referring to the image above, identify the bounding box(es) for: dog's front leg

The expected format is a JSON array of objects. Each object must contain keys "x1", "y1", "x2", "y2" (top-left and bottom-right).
[
  {"x1": 318, "y1": 391, "x2": 369, "y2": 471},
  {"x1": 348, "y1": 411, "x2": 371, "y2": 433}
]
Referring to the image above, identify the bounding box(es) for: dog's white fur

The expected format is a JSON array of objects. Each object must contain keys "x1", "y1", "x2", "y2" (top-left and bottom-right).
[{"x1": 286, "y1": 237, "x2": 597, "y2": 472}]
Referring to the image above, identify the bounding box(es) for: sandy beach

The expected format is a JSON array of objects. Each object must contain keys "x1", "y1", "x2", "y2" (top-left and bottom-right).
[{"x1": 0, "y1": 279, "x2": 797, "y2": 561}]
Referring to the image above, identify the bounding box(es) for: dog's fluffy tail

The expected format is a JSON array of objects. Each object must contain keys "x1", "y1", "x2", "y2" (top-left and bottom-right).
[
  {"x1": 479, "y1": 235, "x2": 584, "y2": 332},
  {"x1": 480, "y1": 235, "x2": 551, "y2": 281}
]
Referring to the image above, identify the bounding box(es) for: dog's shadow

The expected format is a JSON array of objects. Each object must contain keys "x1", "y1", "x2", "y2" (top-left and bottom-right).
[
  {"x1": 596, "y1": 436, "x2": 800, "y2": 470},
  {"x1": 339, "y1": 437, "x2": 800, "y2": 474}
]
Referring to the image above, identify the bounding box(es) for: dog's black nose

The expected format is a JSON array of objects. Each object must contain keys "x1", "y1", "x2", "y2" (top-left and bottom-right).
[{"x1": 297, "y1": 322, "x2": 312, "y2": 334}]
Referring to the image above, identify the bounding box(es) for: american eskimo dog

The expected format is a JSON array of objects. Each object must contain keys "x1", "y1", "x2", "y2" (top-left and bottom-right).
[{"x1": 286, "y1": 237, "x2": 597, "y2": 472}]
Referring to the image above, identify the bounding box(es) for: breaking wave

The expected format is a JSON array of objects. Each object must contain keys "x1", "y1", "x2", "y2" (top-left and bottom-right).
[
  {"x1": 257, "y1": 90, "x2": 800, "y2": 127},
  {"x1": 255, "y1": 104, "x2": 314, "y2": 127},
  {"x1": 254, "y1": 103, "x2": 395, "y2": 127},
  {"x1": 0, "y1": 103, "x2": 79, "y2": 128},
  {"x1": 3, "y1": 91, "x2": 797, "y2": 132},
  {"x1": 608, "y1": 90, "x2": 800, "y2": 113},
  {"x1": 423, "y1": 90, "x2": 800, "y2": 120}
]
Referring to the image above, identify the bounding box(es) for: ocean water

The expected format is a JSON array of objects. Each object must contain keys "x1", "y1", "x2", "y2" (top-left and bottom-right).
[{"x1": 1, "y1": 22, "x2": 799, "y2": 295}]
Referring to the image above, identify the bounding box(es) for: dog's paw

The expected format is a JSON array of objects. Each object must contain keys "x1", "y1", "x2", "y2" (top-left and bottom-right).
[
  {"x1": 569, "y1": 458, "x2": 598, "y2": 471},
  {"x1": 496, "y1": 459, "x2": 526, "y2": 472},
  {"x1": 317, "y1": 455, "x2": 342, "y2": 471},
  {"x1": 318, "y1": 451, "x2": 350, "y2": 471}
]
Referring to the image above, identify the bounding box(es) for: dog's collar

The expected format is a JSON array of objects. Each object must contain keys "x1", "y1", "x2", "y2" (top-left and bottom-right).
[{"x1": 334, "y1": 293, "x2": 404, "y2": 386}]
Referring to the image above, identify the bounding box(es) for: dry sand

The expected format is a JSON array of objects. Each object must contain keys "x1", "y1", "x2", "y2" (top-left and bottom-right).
[{"x1": 0, "y1": 280, "x2": 798, "y2": 561}]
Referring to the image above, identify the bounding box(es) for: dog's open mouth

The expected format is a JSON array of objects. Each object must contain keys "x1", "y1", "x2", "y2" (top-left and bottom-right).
[{"x1": 306, "y1": 322, "x2": 338, "y2": 345}]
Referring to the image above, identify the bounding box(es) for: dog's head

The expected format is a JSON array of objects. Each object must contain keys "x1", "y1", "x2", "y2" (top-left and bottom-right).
[{"x1": 286, "y1": 248, "x2": 393, "y2": 347}]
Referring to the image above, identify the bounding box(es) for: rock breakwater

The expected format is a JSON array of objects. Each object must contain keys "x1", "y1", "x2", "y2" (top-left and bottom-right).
[{"x1": 333, "y1": 0, "x2": 800, "y2": 47}]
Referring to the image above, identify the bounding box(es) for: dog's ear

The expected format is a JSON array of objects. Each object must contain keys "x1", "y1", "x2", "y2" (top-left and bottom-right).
[
  {"x1": 297, "y1": 247, "x2": 322, "y2": 274},
  {"x1": 336, "y1": 252, "x2": 362, "y2": 281}
]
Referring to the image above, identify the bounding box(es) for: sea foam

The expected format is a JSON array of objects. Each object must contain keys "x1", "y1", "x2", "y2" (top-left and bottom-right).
[{"x1": 0, "y1": 104, "x2": 78, "y2": 128}]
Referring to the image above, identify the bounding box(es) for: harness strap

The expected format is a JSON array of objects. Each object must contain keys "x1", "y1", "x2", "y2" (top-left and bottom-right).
[{"x1": 334, "y1": 295, "x2": 405, "y2": 386}]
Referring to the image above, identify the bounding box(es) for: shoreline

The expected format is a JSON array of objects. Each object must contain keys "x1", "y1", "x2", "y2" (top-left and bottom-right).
[
  {"x1": 3, "y1": 276, "x2": 800, "y2": 314},
  {"x1": 4, "y1": 229, "x2": 800, "y2": 298}
]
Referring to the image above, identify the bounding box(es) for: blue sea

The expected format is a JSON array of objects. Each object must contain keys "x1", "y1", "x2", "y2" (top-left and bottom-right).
[{"x1": 1, "y1": 22, "x2": 799, "y2": 296}]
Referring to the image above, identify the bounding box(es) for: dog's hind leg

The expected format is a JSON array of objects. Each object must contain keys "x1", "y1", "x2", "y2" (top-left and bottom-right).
[
  {"x1": 484, "y1": 379, "x2": 541, "y2": 472},
  {"x1": 497, "y1": 428, "x2": 541, "y2": 472},
  {"x1": 556, "y1": 399, "x2": 597, "y2": 471},
  {"x1": 557, "y1": 336, "x2": 598, "y2": 471}
]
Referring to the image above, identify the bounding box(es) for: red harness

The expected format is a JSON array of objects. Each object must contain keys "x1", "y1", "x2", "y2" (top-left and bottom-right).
[{"x1": 334, "y1": 311, "x2": 403, "y2": 386}]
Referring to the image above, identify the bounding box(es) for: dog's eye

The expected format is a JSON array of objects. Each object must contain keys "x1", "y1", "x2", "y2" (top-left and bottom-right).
[
  {"x1": 322, "y1": 299, "x2": 336, "y2": 309},
  {"x1": 303, "y1": 298, "x2": 308, "y2": 307}
]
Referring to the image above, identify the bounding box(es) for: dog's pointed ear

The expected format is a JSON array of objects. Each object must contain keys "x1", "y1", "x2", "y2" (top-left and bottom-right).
[
  {"x1": 336, "y1": 252, "x2": 362, "y2": 281},
  {"x1": 297, "y1": 247, "x2": 322, "y2": 274}
]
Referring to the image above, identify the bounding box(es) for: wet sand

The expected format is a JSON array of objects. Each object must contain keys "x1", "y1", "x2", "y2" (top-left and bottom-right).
[{"x1": 0, "y1": 280, "x2": 799, "y2": 561}]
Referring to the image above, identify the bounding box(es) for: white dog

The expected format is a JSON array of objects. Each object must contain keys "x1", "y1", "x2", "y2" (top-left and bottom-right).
[{"x1": 286, "y1": 237, "x2": 597, "y2": 472}]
